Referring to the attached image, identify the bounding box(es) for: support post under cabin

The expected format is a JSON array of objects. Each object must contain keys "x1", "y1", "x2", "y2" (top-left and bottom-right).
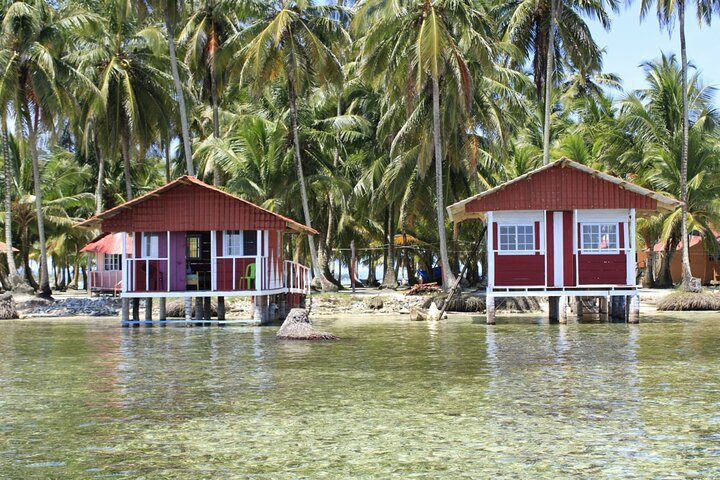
[
  {"x1": 203, "y1": 296, "x2": 212, "y2": 325},
  {"x1": 144, "y1": 298, "x2": 153, "y2": 323},
  {"x1": 121, "y1": 298, "x2": 130, "y2": 326},
  {"x1": 217, "y1": 297, "x2": 225, "y2": 321},
  {"x1": 599, "y1": 296, "x2": 609, "y2": 316},
  {"x1": 485, "y1": 295, "x2": 495, "y2": 325},
  {"x1": 549, "y1": 297, "x2": 558, "y2": 322},
  {"x1": 184, "y1": 297, "x2": 192, "y2": 323},
  {"x1": 132, "y1": 298, "x2": 140, "y2": 326},
  {"x1": 254, "y1": 295, "x2": 269, "y2": 325},
  {"x1": 628, "y1": 294, "x2": 640, "y2": 324},
  {"x1": 195, "y1": 297, "x2": 204, "y2": 325},
  {"x1": 574, "y1": 296, "x2": 583, "y2": 319},
  {"x1": 558, "y1": 296, "x2": 568, "y2": 324},
  {"x1": 158, "y1": 298, "x2": 166, "y2": 325}
]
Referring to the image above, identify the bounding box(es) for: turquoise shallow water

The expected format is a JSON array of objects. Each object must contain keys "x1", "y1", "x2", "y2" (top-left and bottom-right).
[{"x1": 0, "y1": 313, "x2": 719, "y2": 479}]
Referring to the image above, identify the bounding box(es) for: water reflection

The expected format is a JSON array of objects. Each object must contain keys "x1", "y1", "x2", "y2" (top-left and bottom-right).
[{"x1": 0, "y1": 314, "x2": 718, "y2": 478}]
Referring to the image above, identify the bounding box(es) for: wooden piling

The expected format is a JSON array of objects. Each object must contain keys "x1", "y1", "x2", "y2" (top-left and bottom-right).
[
  {"x1": 574, "y1": 296, "x2": 583, "y2": 319},
  {"x1": 184, "y1": 297, "x2": 192, "y2": 322},
  {"x1": 549, "y1": 297, "x2": 558, "y2": 323},
  {"x1": 203, "y1": 297, "x2": 212, "y2": 325},
  {"x1": 132, "y1": 298, "x2": 140, "y2": 326},
  {"x1": 217, "y1": 297, "x2": 225, "y2": 321},
  {"x1": 194, "y1": 297, "x2": 204, "y2": 325}
]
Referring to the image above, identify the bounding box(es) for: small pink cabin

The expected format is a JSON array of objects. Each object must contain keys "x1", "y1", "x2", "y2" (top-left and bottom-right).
[
  {"x1": 82, "y1": 232, "x2": 128, "y2": 295},
  {"x1": 77, "y1": 176, "x2": 315, "y2": 324},
  {"x1": 447, "y1": 158, "x2": 680, "y2": 323}
]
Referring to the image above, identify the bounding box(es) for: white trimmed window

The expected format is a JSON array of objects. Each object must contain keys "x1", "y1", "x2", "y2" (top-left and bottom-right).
[
  {"x1": 104, "y1": 254, "x2": 121, "y2": 271},
  {"x1": 142, "y1": 233, "x2": 160, "y2": 258},
  {"x1": 498, "y1": 224, "x2": 535, "y2": 253},
  {"x1": 224, "y1": 230, "x2": 258, "y2": 256},
  {"x1": 581, "y1": 223, "x2": 618, "y2": 253}
]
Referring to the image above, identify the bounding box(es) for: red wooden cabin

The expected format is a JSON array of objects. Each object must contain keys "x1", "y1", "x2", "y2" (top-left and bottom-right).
[
  {"x1": 447, "y1": 158, "x2": 680, "y2": 323},
  {"x1": 77, "y1": 176, "x2": 314, "y2": 324}
]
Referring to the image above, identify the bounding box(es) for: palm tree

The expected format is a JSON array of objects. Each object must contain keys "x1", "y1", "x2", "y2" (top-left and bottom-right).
[
  {"x1": 639, "y1": 0, "x2": 714, "y2": 288},
  {"x1": 1, "y1": 110, "x2": 18, "y2": 285},
  {"x1": 0, "y1": 0, "x2": 96, "y2": 297},
  {"x1": 72, "y1": 0, "x2": 173, "y2": 202},
  {"x1": 500, "y1": 0, "x2": 618, "y2": 164},
  {"x1": 355, "y1": 0, "x2": 493, "y2": 288},
  {"x1": 230, "y1": 0, "x2": 347, "y2": 288}
]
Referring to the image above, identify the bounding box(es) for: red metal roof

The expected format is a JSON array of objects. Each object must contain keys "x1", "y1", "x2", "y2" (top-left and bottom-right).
[
  {"x1": 0, "y1": 241, "x2": 18, "y2": 253},
  {"x1": 80, "y1": 233, "x2": 131, "y2": 254},
  {"x1": 448, "y1": 158, "x2": 682, "y2": 221},
  {"x1": 75, "y1": 176, "x2": 317, "y2": 235}
]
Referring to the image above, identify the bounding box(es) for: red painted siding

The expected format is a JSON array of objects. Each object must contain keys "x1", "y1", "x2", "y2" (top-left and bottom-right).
[
  {"x1": 563, "y1": 211, "x2": 575, "y2": 286},
  {"x1": 576, "y1": 222, "x2": 628, "y2": 285},
  {"x1": 493, "y1": 223, "x2": 545, "y2": 286},
  {"x1": 466, "y1": 165, "x2": 657, "y2": 213},
  {"x1": 102, "y1": 183, "x2": 288, "y2": 233},
  {"x1": 546, "y1": 212, "x2": 554, "y2": 285}
]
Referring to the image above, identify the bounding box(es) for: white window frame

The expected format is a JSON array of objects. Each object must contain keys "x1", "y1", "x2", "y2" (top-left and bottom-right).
[
  {"x1": 142, "y1": 232, "x2": 161, "y2": 259},
  {"x1": 103, "y1": 253, "x2": 122, "y2": 271},
  {"x1": 580, "y1": 223, "x2": 619, "y2": 254},
  {"x1": 223, "y1": 230, "x2": 258, "y2": 257},
  {"x1": 497, "y1": 223, "x2": 535, "y2": 255}
]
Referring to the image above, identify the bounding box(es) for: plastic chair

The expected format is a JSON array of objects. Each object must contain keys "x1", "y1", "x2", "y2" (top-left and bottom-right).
[{"x1": 243, "y1": 262, "x2": 256, "y2": 290}]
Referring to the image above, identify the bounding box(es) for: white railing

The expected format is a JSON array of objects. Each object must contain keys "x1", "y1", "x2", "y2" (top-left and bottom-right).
[
  {"x1": 89, "y1": 271, "x2": 122, "y2": 292},
  {"x1": 125, "y1": 258, "x2": 170, "y2": 292},
  {"x1": 285, "y1": 260, "x2": 311, "y2": 294}
]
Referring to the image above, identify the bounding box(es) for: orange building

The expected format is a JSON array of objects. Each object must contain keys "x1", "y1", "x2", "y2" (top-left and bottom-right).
[{"x1": 639, "y1": 233, "x2": 720, "y2": 285}]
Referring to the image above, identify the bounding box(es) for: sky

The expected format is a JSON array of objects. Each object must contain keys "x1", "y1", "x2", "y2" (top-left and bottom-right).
[{"x1": 587, "y1": 3, "x2": 719, "y2": 96}]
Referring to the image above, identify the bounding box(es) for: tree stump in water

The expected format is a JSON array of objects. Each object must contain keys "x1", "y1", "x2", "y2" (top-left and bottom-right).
[
  {"x1": 276, "y1": 308, "x2": 339, "y2": 340},
  {"x1": 0, "y1": 292, "x2": 19, "y2": 319}
]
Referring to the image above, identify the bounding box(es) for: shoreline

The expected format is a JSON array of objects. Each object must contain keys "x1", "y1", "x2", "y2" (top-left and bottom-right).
[{"x1": 0, "y1": 287, "x2": 691, "y2": 320}]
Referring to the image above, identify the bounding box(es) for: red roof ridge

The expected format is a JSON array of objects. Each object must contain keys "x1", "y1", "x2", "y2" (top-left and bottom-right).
[{"x1": 75, "y1": 176, "x2": 317, "y2": 235}]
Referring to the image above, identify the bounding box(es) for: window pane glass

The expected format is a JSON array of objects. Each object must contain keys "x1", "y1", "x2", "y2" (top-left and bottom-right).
[
  {"x1": 225, "y1": 231, "x2": 242, "y2": 256},
  {"x1": 187, "y1": 236, "x2": 201, "y2": 259},
  {"x1": 244, "y1": 230, "x2": 258, "y2": 256},
  {"x1": 144, "y1": 233, "x2": 159, "y2": 257}
]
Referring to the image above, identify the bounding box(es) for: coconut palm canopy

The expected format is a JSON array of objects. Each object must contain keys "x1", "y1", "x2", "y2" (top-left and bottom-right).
[{"x1": 0, "y1": 0, "x2": 719, "y2": 292}]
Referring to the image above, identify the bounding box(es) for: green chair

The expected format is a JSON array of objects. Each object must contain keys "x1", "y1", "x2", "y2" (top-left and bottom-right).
[{"x1": 243, "y1": 262, "x2": 256, "y2": 290}]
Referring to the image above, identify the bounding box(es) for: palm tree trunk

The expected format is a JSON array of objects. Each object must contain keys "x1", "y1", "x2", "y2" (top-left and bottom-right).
[
  {"x1": 21, "y1": 226, "x2": 39, "y2": 291},
  {"x1": 2, "y1": 115, "x2": 17, "y2": 286},
  {"x1": 165, "y1": 135, "x2": 172, "y2": 183},
  {"x1": 432, "y1": 76, "x2": 455, "y2": 290},
  {"x1": 27, "y1": 117, "x2": 51, "y2": 297},
  {"x1": 165, "y1": 6, "x2": 195, "y2": 177},
  {"x1": 678, "y1": 0, "x2": 693, "y2": 289},
  {"x1": 542, "y1": 0, "x2": 556, "y2": 166},
  {"x1": 287, "y1": 73, "x2": 323, "y2": 282},
  {"x1": 121, "y1": 133, "x2": 132, "y2": 201},
  {"x1": 94, "y1": 128, "x2": 105, "y2": 215},
  {"x1": 381, "y1": 204, "x2": 397, "y2": 288},
  {"x1": 209, "y1": 18, "x2": 223, "y2": 187}
]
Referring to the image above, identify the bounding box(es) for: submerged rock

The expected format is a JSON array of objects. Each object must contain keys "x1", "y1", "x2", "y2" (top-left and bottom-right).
[
  {"x1": 0, "y1": 292, "x2": 19, "y2": 319},
  {"x1": 276, "y1": 308, "x2": 339, "y2": 340},
  {"x1": 409, "y1": 302, "x2": 446, "y2": 321}
]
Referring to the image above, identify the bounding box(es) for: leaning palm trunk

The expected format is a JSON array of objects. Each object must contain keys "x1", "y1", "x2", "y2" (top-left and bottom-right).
[
  {"x1": 2, "y1": 116, "x2": 18, "y2": 285},
  {"x1": 678, "y1": 1, "x2": 693, "y2": 288},
  {"x1": 542, "y1": 0, "x2": 556, "y2": 166},
  {"x1": 287, "y1": 74, "x2": 323, "y2": 283},
  {"x1": 381, "y1": 204, "x2": 397, "y2": 288},
  {"x1": 432, "y1": 76, "x2": 455, "y2": 290},
  {"x1": 166, "y1": 7, "x2": 195, "y2": 177},
  {"x1": 121, "y1": 134, "x2": 132, "y2": 201},
  {"x1": 28, "y1": 123, "x2": 51, "y2": 297},
  {"x1": 93, "y1": 129, "x2": 105, "y2": 215}
]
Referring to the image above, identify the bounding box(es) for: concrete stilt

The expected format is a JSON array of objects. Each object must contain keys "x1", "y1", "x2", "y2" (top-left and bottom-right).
[
  {"x1": 195, "y1": 297, "x2": 204, "y2": 325},
  {"x1": 574, "y1": 296, "x2": 584, "y2": 319},
  {"x1": 132, "y1": 298, "x2": 140, "y2": 326},
  {"x1": 254, "y1": 296, "x2": 269, "y2": 325},
  {"x1": 610, "y1": 296, "x2": 627, "y2": 322},
  {"x1": 184, "y1": 297, "x2": 192, "y2": 322},
  {"x1": 486, "y1": 296, "x2": 496, "y2": 325},
  {"x1": 217, "y1": 297, "x2": 225, "y2": 321},
  {"x1": 203, "y1": 297, "x2": 212, "y2": 325},
  {"x1": 558, "y1": 296, "x2": 568, "y2": 324},
  {"x1": 279, "y1": 295, "x2": 288, "y2": 319},
  {"x1": 158, "y1": 298, "x2": 166, "y2": 325},
  {"x1": 549, "y1": 297, "x2": 559, "y2": 323},
  {"x1": 121, "y1": 298, "x2": 130, "y2": 326},
  {"x1": 599, "y1": 297, "x2": 609, "y2": 316},
  {"x1": 628, "y1": 294, "x2": 640, "y2": 324},
  {"x1": 144, "y1": 298, "x2": 153, "y2": 323}
]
